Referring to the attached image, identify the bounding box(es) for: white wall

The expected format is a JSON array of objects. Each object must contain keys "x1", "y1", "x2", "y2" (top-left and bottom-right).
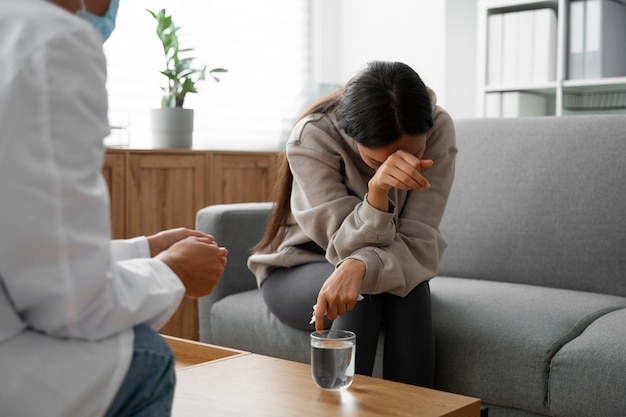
[
  {"x1": 445, "y1": 0, "x2": 478, "y2": 119},
  {"x1": 312, "y1": 0, "x2": 478, "y2": 120}
]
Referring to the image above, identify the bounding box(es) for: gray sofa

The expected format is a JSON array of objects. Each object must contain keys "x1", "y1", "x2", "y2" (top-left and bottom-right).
[{"x1": 196, "y1": 115, "x2": 626, "y2": 417}]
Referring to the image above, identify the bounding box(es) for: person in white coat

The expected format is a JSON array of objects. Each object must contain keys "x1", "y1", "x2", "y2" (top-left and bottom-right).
[{"x1": 0, "y1": 0, "x2": 228, "y2": 416}]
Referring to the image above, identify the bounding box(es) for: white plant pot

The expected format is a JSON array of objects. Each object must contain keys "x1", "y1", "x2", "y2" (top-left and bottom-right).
[{"x1": 150, "y1": 108, "x2": 194, "y2": 148}]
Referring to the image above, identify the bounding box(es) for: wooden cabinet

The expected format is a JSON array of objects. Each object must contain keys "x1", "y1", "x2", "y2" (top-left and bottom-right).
[
  {"x1": 102, "y1": 152, "x2": 125, "y2": 239},
  {"x1": 102, "y1": 148, "x2": 277, "y2": 340},
  {"x1": 126, "y1": 152, "x2": 206, "y2": 237},
  {"x1": 210, "y1": 153, "x2": 276, "y2": 204},
  {"x1": 103, "y1": 149, "x2": 278, "y2": 238}
]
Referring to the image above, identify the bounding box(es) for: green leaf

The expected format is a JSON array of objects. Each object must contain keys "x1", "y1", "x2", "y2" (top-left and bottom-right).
[{"x1": 147, "y1": 8, "x2": 227, "y2": 108}]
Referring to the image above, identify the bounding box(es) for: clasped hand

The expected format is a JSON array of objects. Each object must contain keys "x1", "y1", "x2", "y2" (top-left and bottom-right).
[{"x1": 148, "y1": 228, "x2": 228, "y2": 299}]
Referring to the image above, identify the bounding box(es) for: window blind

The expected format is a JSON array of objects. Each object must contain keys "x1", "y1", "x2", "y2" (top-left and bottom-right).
[{"x1": 104, "y1": 0, "x2": 311, "y2": 150}]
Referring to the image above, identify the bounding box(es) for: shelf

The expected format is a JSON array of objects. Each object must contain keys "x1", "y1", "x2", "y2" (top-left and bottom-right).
[
  {"x1": 477, "y1": 0, "x2": 626, "y2": 117},
  {"x1": 484, "y1": 0, "x2": 558, "y2": 14},
  {"x1": 562, "y1": 76, "x2": 626, "y2": 89},
  {"x1": 562, "y1": 78, "x2": 626, "y2": 112},
  {"x1": 563, "y1": 89, "x2": 626, "y2": 111},
  {"x1": 485, "y1": 83, "x2": 558, "y2": 94}
]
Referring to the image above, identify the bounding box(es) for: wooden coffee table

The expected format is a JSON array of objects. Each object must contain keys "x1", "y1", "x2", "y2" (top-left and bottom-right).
[{"x1": 164, "y1": 336, "x2": 481, "y2": 417}]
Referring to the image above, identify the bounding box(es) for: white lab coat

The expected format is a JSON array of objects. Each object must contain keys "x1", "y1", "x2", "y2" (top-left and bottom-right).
[{"x1": 0, "y1": 1, "x2": 185, "y2": 416}]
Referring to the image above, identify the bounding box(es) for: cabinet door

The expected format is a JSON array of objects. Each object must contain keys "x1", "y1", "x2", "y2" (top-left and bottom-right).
[
  {"x1": 126, "y1": 152, "x2": 206, "y2": 340},
  {"x1": 127, "y1": 153, "x2": 206, "y2": 237},
  {"x1": 102, "y1": 151, "x2": 126, "y2": 239},
  {"x1": 209, "y1": 152, "x2": 277, "y2": 204}
]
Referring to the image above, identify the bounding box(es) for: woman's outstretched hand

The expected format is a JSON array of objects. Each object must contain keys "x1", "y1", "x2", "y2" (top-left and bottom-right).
[{"x1": 313, "y1": 258, "x2": 365, "y2": 332}]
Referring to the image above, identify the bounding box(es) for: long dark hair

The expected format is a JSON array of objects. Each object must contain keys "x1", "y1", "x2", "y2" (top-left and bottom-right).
[{"x1": 254, "y1": 61, "x2": 433, "y2": 252}]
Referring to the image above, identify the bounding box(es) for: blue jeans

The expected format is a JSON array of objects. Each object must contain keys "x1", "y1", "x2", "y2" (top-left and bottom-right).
[{"x1": 104, "y1": 326, "x2": 176, "y2": 417}]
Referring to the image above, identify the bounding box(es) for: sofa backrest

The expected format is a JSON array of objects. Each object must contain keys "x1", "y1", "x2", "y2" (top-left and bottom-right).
[
  {"x1": 196, "y1": 202, "x2": 273, "y2": 342},
  {"x1": 437, "y1": 115, "x2": 626, "y2": 298}
]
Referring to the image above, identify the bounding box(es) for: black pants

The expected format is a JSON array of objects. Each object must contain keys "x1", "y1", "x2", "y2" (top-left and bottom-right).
[{"x1": 260, "y1": 262, "x2": 435, "y2": 387}]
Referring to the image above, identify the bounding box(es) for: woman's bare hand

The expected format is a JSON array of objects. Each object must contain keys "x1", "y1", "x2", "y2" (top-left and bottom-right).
[
  {"x1": 369, "y1": 150, "x2": 432, "y2": 192},
  {"x1": 367, "y1": 150, "x2": 433, "y2": 211},
  {"x1": 313, "y1": 258, "x2": 365, "y2": 331}
]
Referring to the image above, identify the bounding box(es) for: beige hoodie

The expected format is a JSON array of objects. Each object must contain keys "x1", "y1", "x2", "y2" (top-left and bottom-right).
[{"x1": 248, "y1": 90, "x2": 457, "y2": 297}]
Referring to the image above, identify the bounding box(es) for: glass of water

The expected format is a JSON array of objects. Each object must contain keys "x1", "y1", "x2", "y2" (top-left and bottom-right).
[{"x1": 310, "y1": 330, "x2": 356, "y2": 390}]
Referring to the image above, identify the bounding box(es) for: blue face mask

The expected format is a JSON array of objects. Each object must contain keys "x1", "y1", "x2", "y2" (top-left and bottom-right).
[{"x1": 76, "y1": 0, "x2": 120, "y2": 42}]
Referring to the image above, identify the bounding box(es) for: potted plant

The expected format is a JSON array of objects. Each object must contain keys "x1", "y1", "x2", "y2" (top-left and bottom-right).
[{"x1": 147, "y1": 8, "x2": 227, "y2": 148}]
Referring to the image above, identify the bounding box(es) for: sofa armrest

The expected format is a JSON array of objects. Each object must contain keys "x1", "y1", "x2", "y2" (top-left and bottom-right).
[{"x1": 195, "y1": 202, "x2": 273, "y2": 343}]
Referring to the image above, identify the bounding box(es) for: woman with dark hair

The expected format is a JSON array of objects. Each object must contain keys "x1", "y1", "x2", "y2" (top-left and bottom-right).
[{"x1": 248, "y1": 61, "x2": 457, "y2": 387}]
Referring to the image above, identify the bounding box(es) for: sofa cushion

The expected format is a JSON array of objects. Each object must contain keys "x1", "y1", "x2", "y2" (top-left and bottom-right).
[
  {"x1": 211, "y1": 289, "x2": 312, "y2": 364},
  {"x1": 430, "y1": 277, "x2": 626, "y2": 415},
  {"x1": 549, "y1": 308, "x2": 626, "y2": 417}
]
